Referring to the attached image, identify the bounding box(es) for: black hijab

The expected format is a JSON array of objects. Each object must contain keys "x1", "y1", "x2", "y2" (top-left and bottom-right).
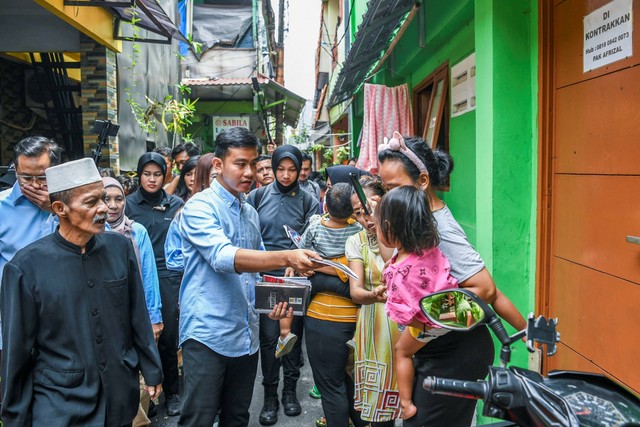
[
  {"x1": 325, "y1": 165, "x2": 371, "y2": 185},
  {"x1": 136, "y1": 152, "x2": 168, "y2": 203},
  {"x1": 272, "y1": 145, "x2": 302, "y2": 194}
]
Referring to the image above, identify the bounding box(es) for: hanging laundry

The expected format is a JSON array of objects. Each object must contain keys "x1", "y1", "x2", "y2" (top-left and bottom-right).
[{"x1": 357, "y1": 83, "x2": 414, "y2": 174}]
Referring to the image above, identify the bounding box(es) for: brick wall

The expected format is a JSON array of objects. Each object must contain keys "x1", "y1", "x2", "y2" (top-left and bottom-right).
[{"x1": 80, "y1": 33, "x2": 120, "y2": 173}]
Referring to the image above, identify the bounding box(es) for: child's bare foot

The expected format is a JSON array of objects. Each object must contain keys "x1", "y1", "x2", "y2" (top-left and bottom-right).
[
  {"x1": 401, "y1": 401, "x2": 417, "y2": 419},
  {"x1": 275, "y1": 332, "x2": 298, "y2": 358}
]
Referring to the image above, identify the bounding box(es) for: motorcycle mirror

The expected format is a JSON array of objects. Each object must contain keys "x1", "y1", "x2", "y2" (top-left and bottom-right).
[
  {"x1": 420, "y1": 289, "x2": 489, "y2": 331},
  {"x1": 421, "y1": 288, "x2": 516, "y2": 366}
]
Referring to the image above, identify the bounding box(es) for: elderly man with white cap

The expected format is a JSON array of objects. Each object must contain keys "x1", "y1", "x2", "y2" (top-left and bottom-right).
[{"x1": 0, "y1": 158, "x2": 163, "y2": 427}]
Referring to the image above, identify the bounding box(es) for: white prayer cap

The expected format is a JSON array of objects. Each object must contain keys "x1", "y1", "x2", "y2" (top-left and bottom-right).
[{"x1": 45, "y1": 158, "x2": 102, "y2": 194}]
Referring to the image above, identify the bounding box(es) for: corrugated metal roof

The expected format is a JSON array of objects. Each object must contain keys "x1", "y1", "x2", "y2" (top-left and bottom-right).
[
  {"x1": 329, "y1": 0, "x2": 416, "y2": 107},
  {"x1": 183, "y1": 75, "x2": 306, "y2": 128}
]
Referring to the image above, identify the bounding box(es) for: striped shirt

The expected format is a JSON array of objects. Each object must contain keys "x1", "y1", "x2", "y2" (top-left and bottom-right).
[{"x1": 300, "y1": 215, "x2": 362, "y2": 258}]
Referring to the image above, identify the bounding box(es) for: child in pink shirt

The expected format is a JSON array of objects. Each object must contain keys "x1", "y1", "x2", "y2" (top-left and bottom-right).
[{"x1": 376, "y1": 185, "x2": 459, "y2": 420}]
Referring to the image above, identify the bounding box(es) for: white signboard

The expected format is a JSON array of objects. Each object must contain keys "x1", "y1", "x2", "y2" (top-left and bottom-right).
[
  {"x1": 213, "y1": 116, "x2": 250, "y2": 140},
  {"x1": 584, "y1": 0, "x2": 633, "y2": 72}
]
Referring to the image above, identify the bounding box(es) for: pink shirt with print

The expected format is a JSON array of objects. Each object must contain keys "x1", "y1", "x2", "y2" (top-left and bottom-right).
[{"x1": 384, "y1": 247, "x2": 458, "y2": 326}]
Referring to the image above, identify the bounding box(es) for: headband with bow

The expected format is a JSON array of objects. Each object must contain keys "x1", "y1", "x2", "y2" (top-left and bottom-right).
[{"x1": 378, "y1": 131, "x2": 429, "y2": 175}]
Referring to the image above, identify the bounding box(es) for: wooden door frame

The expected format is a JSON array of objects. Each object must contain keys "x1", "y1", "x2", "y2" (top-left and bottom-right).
[{"x1": 536, "y1": 0, "x2": 554, "y2": 326}]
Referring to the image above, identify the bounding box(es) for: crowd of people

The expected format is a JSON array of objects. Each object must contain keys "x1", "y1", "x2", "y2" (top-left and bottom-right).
[{"x1": 0, "y1": 129, "x2": 527, "y2": 427}]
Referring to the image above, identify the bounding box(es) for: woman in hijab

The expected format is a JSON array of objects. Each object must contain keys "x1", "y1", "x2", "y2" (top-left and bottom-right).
[
  {"x1": 102, "y1": 176, "x2": 163, "y2": 426},
  {"x1": 125, "y1": 152, "x2": 184, "y2": 417},
  {"x1": 246, "y1": 145, "x2": 319, "y2": 425}
]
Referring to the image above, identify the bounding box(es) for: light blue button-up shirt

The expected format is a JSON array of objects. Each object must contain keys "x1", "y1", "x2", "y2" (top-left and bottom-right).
[
  {"x1": 0, "y1": 182, "x2": 59, "y2": 349},
  {"x1": 178, "y1": 180, "x2": 264, "y2": 357},
  {"x1": 130, "y1": 222, "x2": 163, "y2": 324},
  {"x1": 164, "y1": 213, "x2": 184, "y2": 273},
  {"x1": 0, "y1": 183, "x2": 59, "y2": 277}
]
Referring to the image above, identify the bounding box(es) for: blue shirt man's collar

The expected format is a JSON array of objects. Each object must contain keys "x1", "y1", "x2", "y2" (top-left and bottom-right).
[
  {"x1": 211, "y1": 179, "x2": 246, "y2": 208},
  {"x1": 7, "y1": 181, "x2": 29, "y2": 206}
]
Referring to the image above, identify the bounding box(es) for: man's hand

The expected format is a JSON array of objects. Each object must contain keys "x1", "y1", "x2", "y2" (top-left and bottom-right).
[
  {"x1": 152, "y1": 322, "x2": 164, "y2": 342},
  {"x1": 21, "y1": 184, "x2": 52, "y2": 212},
  {"x1": 146, "y1": 384, "x2": 163, "y2": 400},
  {"x1": 286, "y1": 249, "x2": 323, "y2": 274},
  {"x1": 268, "y1": 302, "x2": 293, "y2": 320}
]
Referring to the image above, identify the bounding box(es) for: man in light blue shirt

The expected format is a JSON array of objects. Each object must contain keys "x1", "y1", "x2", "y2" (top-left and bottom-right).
[
  {"x1": 0, "y1": 136, "x2": 62, "y2": 350},
  {"x1": 177, "y1": 127, "x2": 321, "y2": 427}
]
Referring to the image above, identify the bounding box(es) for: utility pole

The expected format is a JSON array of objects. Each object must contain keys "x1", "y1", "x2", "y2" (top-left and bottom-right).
[{"x1": 274, "y1": 0, "x2": 285, "y2": 145}]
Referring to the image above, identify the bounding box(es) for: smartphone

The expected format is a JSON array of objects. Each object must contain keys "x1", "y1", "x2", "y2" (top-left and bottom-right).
[{"x1": 349, "y1": 172, "x2": 370, "y2": 216}]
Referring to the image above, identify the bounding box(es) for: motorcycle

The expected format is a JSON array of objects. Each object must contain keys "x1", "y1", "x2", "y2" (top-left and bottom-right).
[{"x1": 418, "y1": 289, "x2": 640, "y2": 427}]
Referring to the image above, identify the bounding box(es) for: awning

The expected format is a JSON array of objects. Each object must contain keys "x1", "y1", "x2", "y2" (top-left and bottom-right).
[
  {"x1": 328, "y1": 0, "x2": 418, "y2": 107},
  {"x1": 64, "y1": 0, "x2": 188, "y2": 44},
  {"x1": 184, "y1": 76, "x2": 306, "y2": 128}
]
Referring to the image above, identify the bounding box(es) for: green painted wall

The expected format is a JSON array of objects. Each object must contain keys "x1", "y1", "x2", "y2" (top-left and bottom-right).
[
  {"x1": 348, "y1": 2, "x2": 539, "y2": 422},
  {"x1": 386, "y1": 0, "x2": 537, "y2": 338},
  {"x1": 387, "y1": 1, "x2": 479, "y2": 239},
  {"x1": 473, "y1": 0, "x2": 537, "y2": 422},
  {"x1": 474, "y1": 0, "x2": 536, "y2": 335}
]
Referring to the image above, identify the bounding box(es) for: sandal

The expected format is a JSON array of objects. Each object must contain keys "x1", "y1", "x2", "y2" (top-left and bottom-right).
[
  {"x1": 275, "y1": 333, "x2": 298, "y2": 358},
  {"x1": 315, "y1": 416, "x2": 355, "y2": 427},
  {"x1": 309, "y1": 385, "x2": 321, "y2": 399}
]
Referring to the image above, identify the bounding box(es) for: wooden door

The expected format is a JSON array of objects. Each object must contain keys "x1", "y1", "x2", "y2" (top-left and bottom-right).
[{"x1": 539, "y1": 0, "x2": 640, "y2": 394}]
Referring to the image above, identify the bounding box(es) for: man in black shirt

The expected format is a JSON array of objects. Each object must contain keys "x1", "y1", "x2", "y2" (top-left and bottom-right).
[
  {"x1": 126, "y1": 152, "x2": 184, "y2": 416},
  {"x1": 1, "y1": 158, "x2": 162, "y2": 426}
]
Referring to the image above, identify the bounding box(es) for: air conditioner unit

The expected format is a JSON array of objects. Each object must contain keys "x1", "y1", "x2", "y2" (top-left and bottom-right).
[{"x1": 24, "y1": 69, "x2": 53, "y2": 119}]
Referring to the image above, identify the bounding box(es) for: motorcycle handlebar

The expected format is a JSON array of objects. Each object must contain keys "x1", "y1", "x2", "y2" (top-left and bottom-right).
[{"x1": 423, "y1": 376, "x2": 488, "y2": 400}]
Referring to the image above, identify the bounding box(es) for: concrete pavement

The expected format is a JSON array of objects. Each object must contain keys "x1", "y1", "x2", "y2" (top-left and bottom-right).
[{"x1": 150, "y1": 339, "x2": 324, "y2": 427}]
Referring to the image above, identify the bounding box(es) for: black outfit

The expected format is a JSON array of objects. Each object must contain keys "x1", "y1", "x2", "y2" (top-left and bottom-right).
[
  {"x1": 1, "y1": 231, "x2": 163, "y2": 426},
  {"x1": 404, "y1": 326, "x2": 495, "y2": 427},
  {"x1": 179, "y1": 339, "x2": 258, "y2": 427},
  {"x1": 126, "y1": 187, "x2": 183, "y2": 398},
  {"x1": 305, "y1": 316, "x2": 366, "y2": 427},
  {"x1": 247, "y1": 145, "x2": 318, "y2": 424},
  {"x1": 247, "y1": 181, "x2": 318, "y2": 396}
]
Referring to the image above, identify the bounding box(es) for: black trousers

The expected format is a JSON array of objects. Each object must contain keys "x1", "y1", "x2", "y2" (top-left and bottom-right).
[
  {"x1": 157, "y1": 274, "x2": 181, "y2": 396},
  {"x1": 305, "y1": 316, "x2": 366, "y2": 427},
  {"x1": 259, "y1": 314, "x2": 304, "y2": 389},
  {"x1": 178, "y1": 339, "x2": 258, "y2": 427},
  {"x1": 404, "y1": 326, "x2": 494, "y2": 427}
]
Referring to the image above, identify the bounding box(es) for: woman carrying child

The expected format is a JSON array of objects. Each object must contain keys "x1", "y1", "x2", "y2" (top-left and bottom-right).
[
  {"x1": 345, "y1": 176, "x2": 401, "y2": 426},
  {"x1": 377, "y1": 132, "x2": 527, "y2": 426}
]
